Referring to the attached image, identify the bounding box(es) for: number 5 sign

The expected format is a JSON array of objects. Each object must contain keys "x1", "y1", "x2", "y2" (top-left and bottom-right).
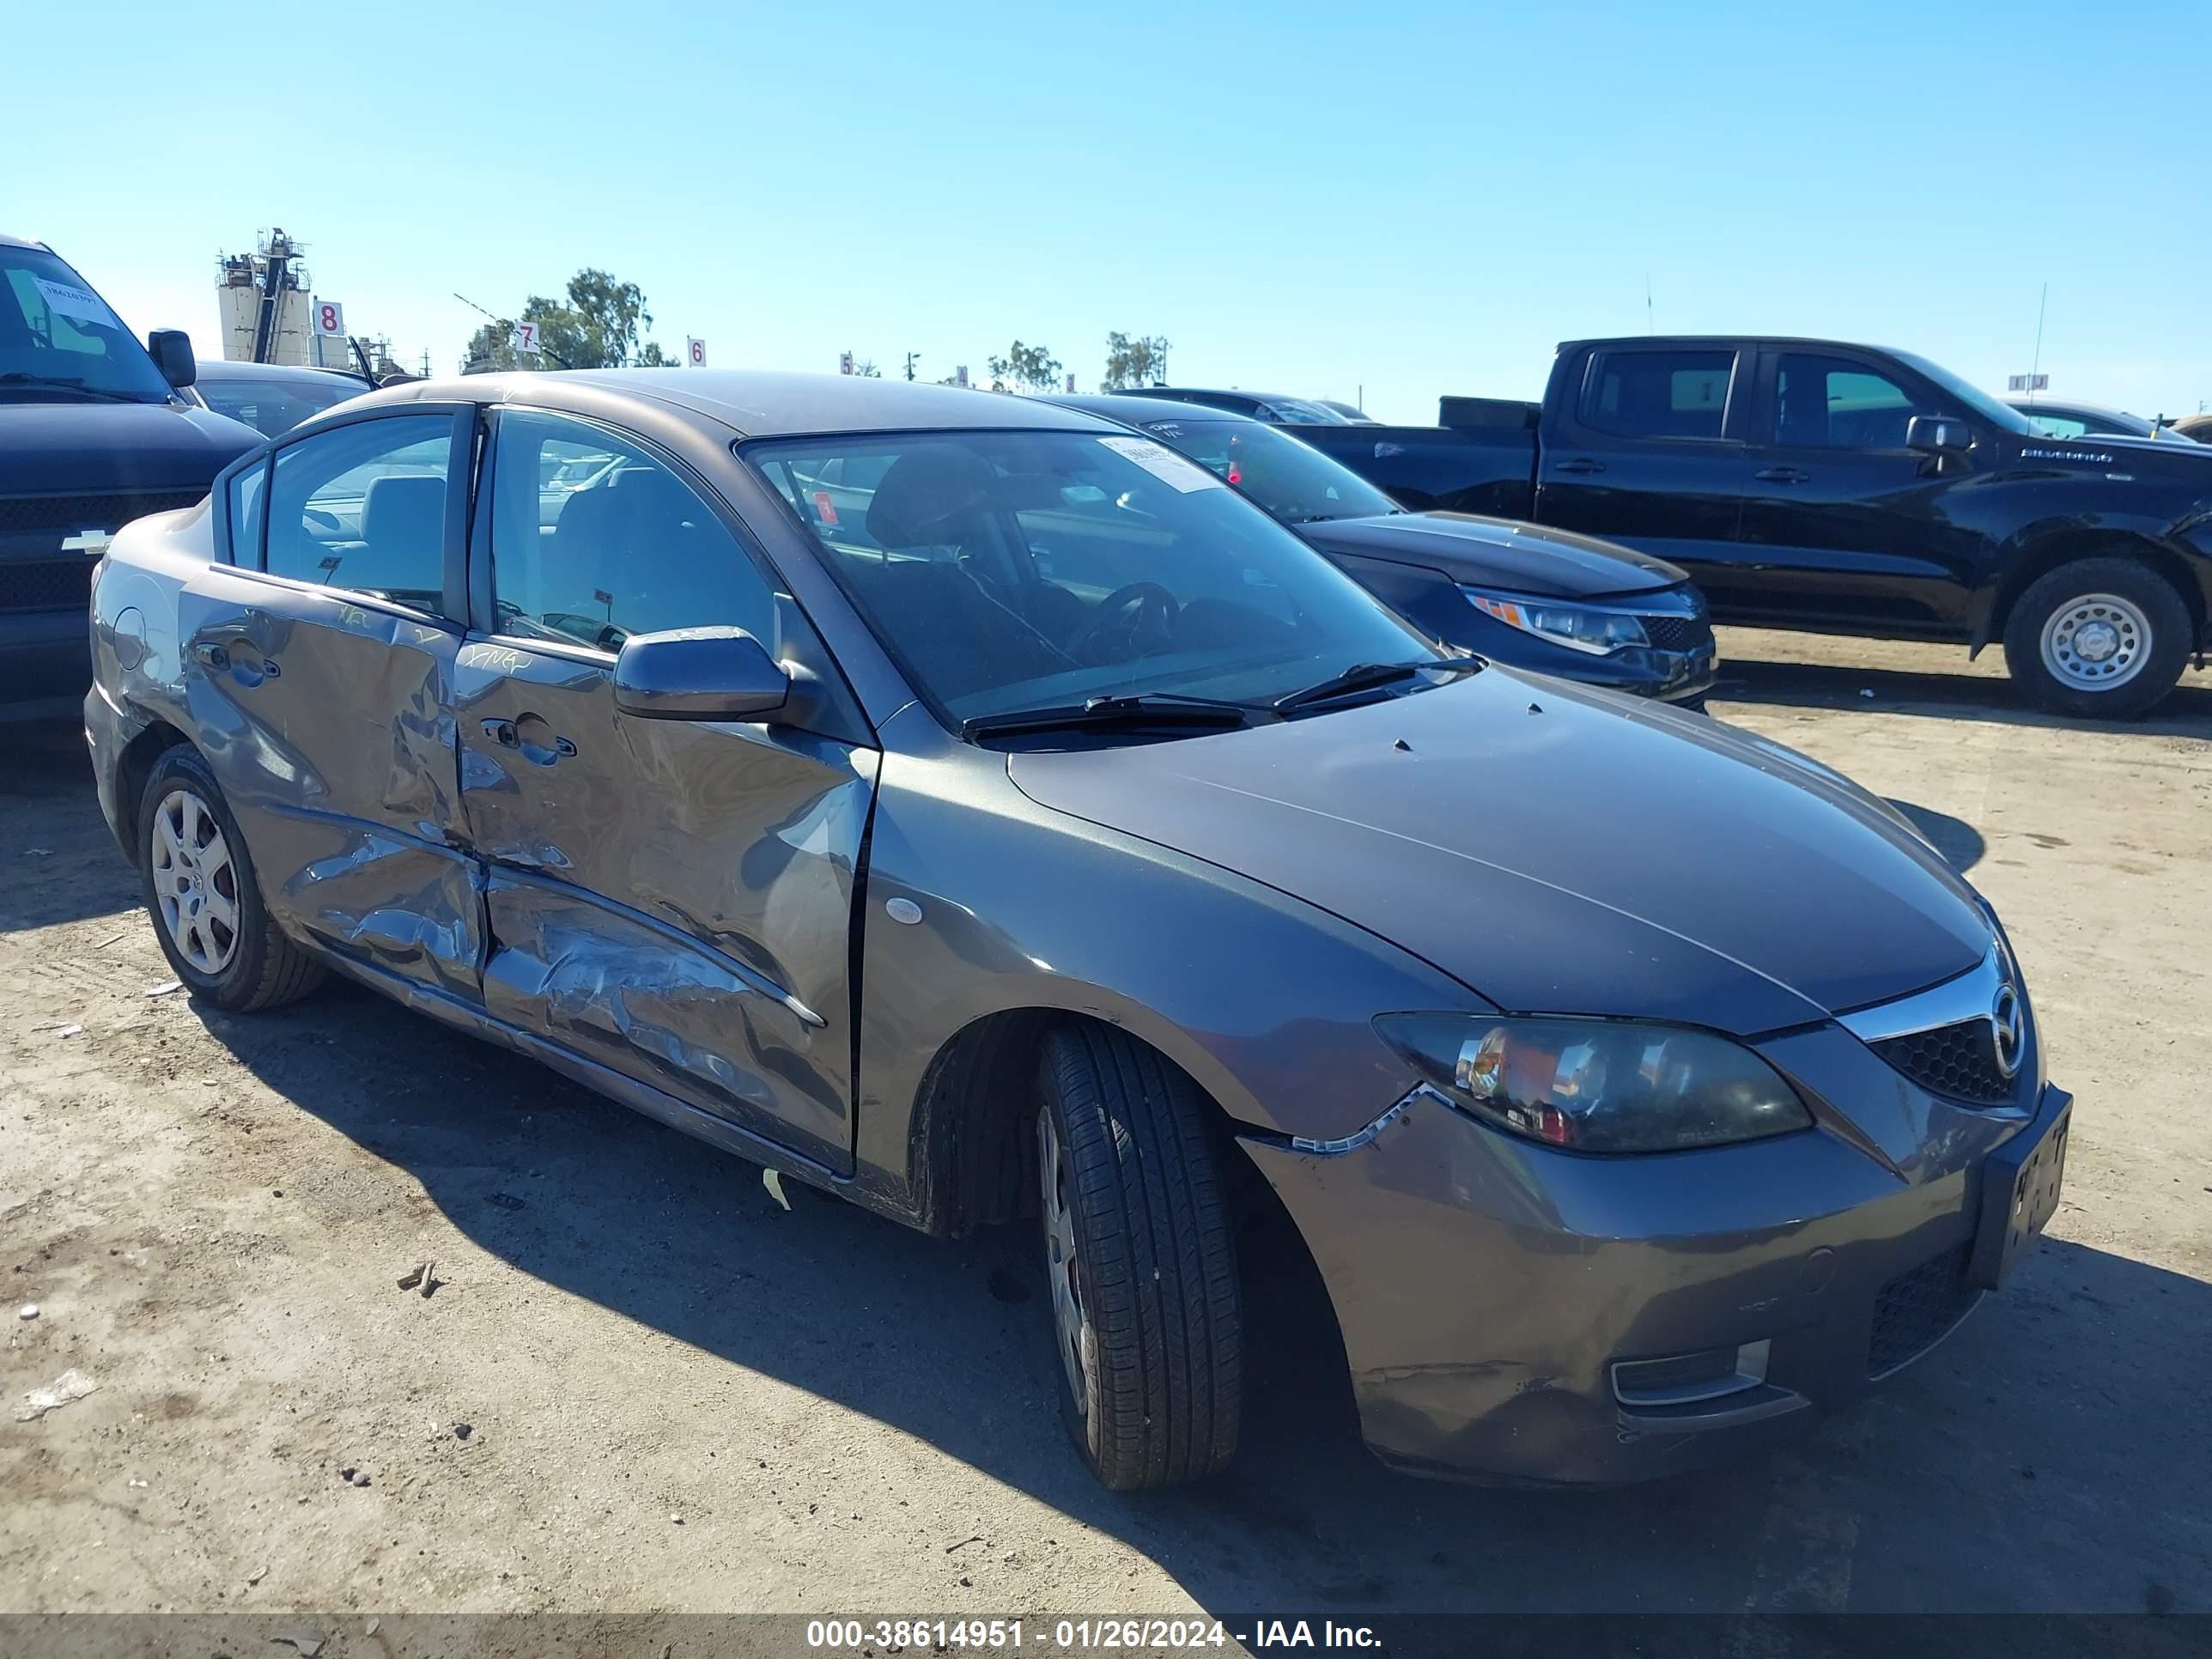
[
  {"x1": 510, "y1": 320, "x2": 541, "y2": 356},
  {"x1": 313, "y1": 300, "x2": 345, "y2": 337}
]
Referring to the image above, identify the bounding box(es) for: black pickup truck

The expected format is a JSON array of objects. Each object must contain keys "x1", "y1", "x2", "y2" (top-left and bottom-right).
[{"x1": 1291, "y1": 337, "x2": 2212, "y2": 718}]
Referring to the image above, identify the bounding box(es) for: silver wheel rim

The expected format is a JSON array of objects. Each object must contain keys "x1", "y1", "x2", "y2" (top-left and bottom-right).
[
  {"x1": 2040, "y1": 592, "x2": 2150, "y2": 692},
  {"x1": 150, "y1": 788, "x2": 240, "y2": 975},
  {"x1": 1037, "y1": 1105, "x2": 1097, "y2": 1427}
]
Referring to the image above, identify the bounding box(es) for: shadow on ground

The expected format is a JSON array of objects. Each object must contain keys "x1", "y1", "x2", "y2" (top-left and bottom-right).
[
  {"x1": 1712, "y1": 656, "x2": 2212, "y2": 739},
  {"x1": 0, "y1": 719, "x2": 137, "y2": 934}
]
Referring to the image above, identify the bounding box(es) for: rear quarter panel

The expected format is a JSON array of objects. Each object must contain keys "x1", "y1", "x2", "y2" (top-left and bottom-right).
[{"x1": 1291, "y1": 423, "x2": 1539, "y2": 517}]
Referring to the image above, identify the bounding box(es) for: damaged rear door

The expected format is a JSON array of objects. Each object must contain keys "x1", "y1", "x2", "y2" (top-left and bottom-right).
[
  {"x1": 179, "y1": 406, "x2": 484, "y2": 1006},
  {"x1": 452, "y1": 409, "x2": 873, "y2": 1175}
]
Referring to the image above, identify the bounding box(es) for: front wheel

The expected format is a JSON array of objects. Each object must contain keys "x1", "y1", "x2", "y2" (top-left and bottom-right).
[
  {"x1": 2002, "y1": 558, "x2": 2191, "y2": 720},
  {"x1": 1035, "y1": 1024, "x2": 1242, "y2": 1491}
]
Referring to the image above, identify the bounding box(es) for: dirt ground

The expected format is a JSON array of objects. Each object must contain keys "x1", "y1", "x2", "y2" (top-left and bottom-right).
[{"x1": 3, "y1": 629, "x2": 2209, "y2": 1632}]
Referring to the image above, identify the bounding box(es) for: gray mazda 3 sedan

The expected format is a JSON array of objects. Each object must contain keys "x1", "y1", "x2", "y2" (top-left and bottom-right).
[{"x1": 84, "y1": 371, "x2": 2071, "y2": 1490}]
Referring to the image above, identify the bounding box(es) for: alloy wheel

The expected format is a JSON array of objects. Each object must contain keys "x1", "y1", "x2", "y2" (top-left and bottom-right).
[
  {"x1": 150, "y1": 788, "x2": 240, "y2": 975},
  {"x1": 1037, "y1": 1104, "x2": 1098, "y2": 1427}
]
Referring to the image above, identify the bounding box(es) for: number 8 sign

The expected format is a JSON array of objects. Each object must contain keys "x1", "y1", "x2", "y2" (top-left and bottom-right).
[{"x1": 313, "y1": 300, "x2": 345, "y2": 337}]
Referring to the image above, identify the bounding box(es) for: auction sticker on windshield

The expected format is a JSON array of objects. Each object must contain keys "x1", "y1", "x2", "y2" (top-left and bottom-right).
[
  {"x1": 33, "y1": 276, "x2": 120, "y2": 328},
  {"x1": 1097, "y1": 434, "x2": 1224, "y2": 492}
]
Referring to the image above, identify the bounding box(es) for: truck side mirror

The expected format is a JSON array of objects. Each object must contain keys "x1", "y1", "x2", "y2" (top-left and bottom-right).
[
  {"x1": 147, "y1": 329, "x2": 198, "y2": 390},
  {"x1": 1906, "y1": 415, "x2": 1971, "y2": 454}
]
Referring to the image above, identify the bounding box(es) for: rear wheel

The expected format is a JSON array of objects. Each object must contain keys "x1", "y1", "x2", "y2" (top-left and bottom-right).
[
  {"x1": 1035, "y1": 1024, "x2": 1241, "y2": 1490},
  {"x1": 2002, "y1": 558, "x2": 2191, "y2": 720},
  {"x1": 137, "y1": 747, "x2": 325, "y2": 1012}
]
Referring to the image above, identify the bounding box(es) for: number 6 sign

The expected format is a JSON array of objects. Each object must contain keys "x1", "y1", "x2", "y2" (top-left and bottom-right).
[{"x1": 510, "y1": 321, "x2": 540, "y2": 355}]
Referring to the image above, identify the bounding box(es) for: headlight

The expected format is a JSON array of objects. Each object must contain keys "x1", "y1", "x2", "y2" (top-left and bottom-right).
[
  {"x1": 1461, "y1": 586, "x2": 1649, "y2": 656},
  {"x1": 1373, "y1": 1014, "x2": 1813, "y2": 1153}
]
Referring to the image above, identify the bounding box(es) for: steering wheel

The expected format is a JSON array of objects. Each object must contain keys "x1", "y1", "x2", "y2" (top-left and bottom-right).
[{"x1": 1066, "y1": 582, "x2": 1180, "y2": 660}]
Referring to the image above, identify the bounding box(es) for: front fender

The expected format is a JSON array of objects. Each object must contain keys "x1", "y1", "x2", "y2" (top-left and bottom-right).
[
  {"x1": 850, "y1": 711, "x2": 1486, "y2": 1199},
  {"x1": 1967, "y1": 477, "x2": 2212, "y2": 649}
]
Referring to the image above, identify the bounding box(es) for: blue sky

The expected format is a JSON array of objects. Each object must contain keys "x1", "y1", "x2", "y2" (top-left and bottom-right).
[{"x1": 9, "y1": 1, "x2": 2205, "y2": 423}]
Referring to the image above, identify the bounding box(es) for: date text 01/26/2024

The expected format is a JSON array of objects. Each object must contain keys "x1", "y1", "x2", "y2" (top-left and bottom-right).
[{"x1": 805, "y1": 1618, "x2": 1383, "y2": 1650}]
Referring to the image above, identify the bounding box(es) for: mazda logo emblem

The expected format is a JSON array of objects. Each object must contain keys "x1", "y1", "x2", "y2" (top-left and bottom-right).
[{"x1": 1990, "y1": 981, "x2": 2024, "y2": 1079}]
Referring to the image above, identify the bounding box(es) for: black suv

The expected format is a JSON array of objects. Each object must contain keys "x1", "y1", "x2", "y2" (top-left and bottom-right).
[{"x1": 1, "y1": 234, "x2": 260, "y2": 722}]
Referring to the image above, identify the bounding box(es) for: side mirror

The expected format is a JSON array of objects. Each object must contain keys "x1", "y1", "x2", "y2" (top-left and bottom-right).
[
  {"x1": 1906, "y1": 414, "x2": 1972, "y2": 454},
  {"x1": 613, "y1": 626, "x2": 789, "y2": 721},
  {"x1": 147, "y1": 329, "x2": 198, "y2": 390}
]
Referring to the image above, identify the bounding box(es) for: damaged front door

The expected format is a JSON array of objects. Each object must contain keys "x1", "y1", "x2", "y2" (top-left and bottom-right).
[
  {"x1": 453, "y1": 410, "x2": 872, "y2": 1175},
  {"x1": 182, "y1": 408, "x2": 484, "y2": 1006}
]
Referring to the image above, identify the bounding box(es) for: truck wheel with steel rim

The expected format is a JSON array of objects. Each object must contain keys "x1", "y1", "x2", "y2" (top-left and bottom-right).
[
  {"x1": 2002, "y1": 558, "x2": 2191, "y2": 720},
  {"x1": 1034, "y1": 1023, "x2": 1241, "y2": 1490},
  {"x1": 136, "y1": 746, "x2": 325, "y2": 1012}
]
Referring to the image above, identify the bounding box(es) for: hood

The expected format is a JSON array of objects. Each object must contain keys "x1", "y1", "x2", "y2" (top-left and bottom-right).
[
  {"x1": 1300, "y1": 512, "x2": 1687, "y2": 599},
  {"x1": 1007, "y1": 672, "x2": 1992, "y2": 1036},
  {"x1": 0, "y1": 399, "x2": 261, "y2": 497}
]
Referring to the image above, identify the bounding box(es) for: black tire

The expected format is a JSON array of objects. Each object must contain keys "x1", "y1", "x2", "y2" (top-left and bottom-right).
[
  {"x1": 2002, "y1": 558, "x2": 2191, "y2": 720},
  {"x1": 1034, "y1": 1023, "x2": 1241, "y2": 1491},
  {"x1": 137, "y1": 746, "x2": 325, "y2": 1012}
]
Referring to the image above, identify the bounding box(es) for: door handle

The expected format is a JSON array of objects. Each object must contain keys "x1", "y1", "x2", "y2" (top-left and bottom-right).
[
  {"x1": 1553, "y1": 458, "x2": 1607, "y2": 475},
  {"x1": 192, "y1": 635, "x2": 278, "y2": 678},
  {"x1": 481, "y1": 718, "x2": 519, "y2": 748},
  {"x1": 1754, "y1": 466, "x2": 1811, "y2": 483}
]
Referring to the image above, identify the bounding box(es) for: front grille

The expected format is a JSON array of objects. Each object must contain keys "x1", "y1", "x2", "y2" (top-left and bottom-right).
[
  {"x1": 1870, "y1": 1018, "x2": 2015, "y2": 1104},
  {"x1": 0, "y1": 489, "x2": 206, "y2": 535},
  {"x1": 0, "y1": 558, "x2": 94, "y2": 614},
  {"x1": 1869, "y1": 1242, "x2": 1980, "y2": 1377},
  {"x1": 1644, "y1": 614, "x2": 1713, "y2": 653}
]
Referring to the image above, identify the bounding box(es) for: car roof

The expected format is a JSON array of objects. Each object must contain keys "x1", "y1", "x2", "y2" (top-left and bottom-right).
[
  {"x1": 197, "y1": 359, "x2": 371, "y2": 387},
  {"x1": 1124, "y1": 386, "x2": 1311, "y2": 404},
  {"x1": 1560, "y1": 335, "x2": 1917, "y2": 357},
  {"x1": 0, "y1": 232, "x2": 47, "y2": 251},
  {"x1": 345, "y1": 369, "x2": 1121, "y2": 439},
  {"x1": 1049, "y1": 393, "x2": 1262, "y2": 427},
  {"x1": 2004, "y1": 397, "x2": 2144, "y2": 423}
]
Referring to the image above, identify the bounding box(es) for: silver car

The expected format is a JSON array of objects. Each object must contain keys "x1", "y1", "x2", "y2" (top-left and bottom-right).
[{"x1": 85, "y1": 372, "x2": 2071, "y2": 1490}]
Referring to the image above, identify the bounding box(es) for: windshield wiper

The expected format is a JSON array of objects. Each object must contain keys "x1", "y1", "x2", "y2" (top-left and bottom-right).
[
  {"x1": 962, "y1": 691, "x2": 1265, "y2": 743},
  {"x1": 0, "y1": 373, "x2": 146, "y2": 404},
  {"x1": 1271, "y1": 656, "x2": 1482, "y2": 714}
]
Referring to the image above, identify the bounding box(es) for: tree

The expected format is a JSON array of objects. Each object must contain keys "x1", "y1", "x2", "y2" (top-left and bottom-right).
[
  {"x1": 459, "y1": 267, "x2": 677, "y2": 374},
  {"x1": 985, "y1": 340, "x2": 1062, "y2": 394},
  {"x1": 852, "y1": 358, "x2": 882, "y2": 379},
  {"x1": 1102, "y1": 331, "x2": 1169, "y2": 391}
]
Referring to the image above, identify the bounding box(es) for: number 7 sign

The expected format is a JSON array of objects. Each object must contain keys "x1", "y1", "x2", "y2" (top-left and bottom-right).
[{"x1": 510, "y1": 321, "x2": 540, "y2": 355}]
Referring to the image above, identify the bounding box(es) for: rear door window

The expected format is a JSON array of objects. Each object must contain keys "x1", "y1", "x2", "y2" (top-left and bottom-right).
[
  {"x1": 1580, "y1": 349, "x2": 1736, "y2": 440},
  {"x1": 264, "y1": 414, "x2": 458, "y2": 613}
]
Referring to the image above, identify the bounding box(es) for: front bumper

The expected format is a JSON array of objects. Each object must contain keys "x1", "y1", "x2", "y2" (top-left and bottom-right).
[
  {"x1": 1240, "y1": 1021, "x2": 2066, "y2": 1486},
  {"x1": 0, "y1": 606, "x2": 92, "y2": 720}
]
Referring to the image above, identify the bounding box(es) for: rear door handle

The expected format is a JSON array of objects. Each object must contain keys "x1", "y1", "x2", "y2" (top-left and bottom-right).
[
  {"x1": 1754, "y1": 466, "x2": 1811, "y2": 483},
  {"x1": 1553, "y1": 458, "x2": 1606, "y2": 475}
]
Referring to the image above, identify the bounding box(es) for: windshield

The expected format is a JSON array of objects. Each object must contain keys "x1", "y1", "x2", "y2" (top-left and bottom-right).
[
  {"x1": 197, "y1": 373, "x2": 365, "y2": 437},
  {"x1": 0, "y1": 245, "x2": 173, "y2": 404},
  {"x1": 1138, "y1": 417, "x2": 1399, "y2": 523},
  {"x1": 748, "y1": 428, "x2": 1437, "y2": 730},
  {"x1": 1892, "y1": 351, "x2": 2040, "y2": 436}
]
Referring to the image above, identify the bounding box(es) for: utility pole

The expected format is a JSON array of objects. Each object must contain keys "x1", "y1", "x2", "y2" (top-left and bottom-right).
[
  {"x1": 2027, "y1": 282, "x2": 2048, "y2": 406},
  {"x1": 904, "y1": 351, "x2": 920, "y2": 382}
]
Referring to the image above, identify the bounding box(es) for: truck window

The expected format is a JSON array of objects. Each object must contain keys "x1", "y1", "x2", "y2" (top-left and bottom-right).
[
  {"x1": 1581, "y1": 349, "x2": 1734, "y2": 440},
  {"x1": 1774, "y1": 354, "x2": 1929, "y2": 449}
]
